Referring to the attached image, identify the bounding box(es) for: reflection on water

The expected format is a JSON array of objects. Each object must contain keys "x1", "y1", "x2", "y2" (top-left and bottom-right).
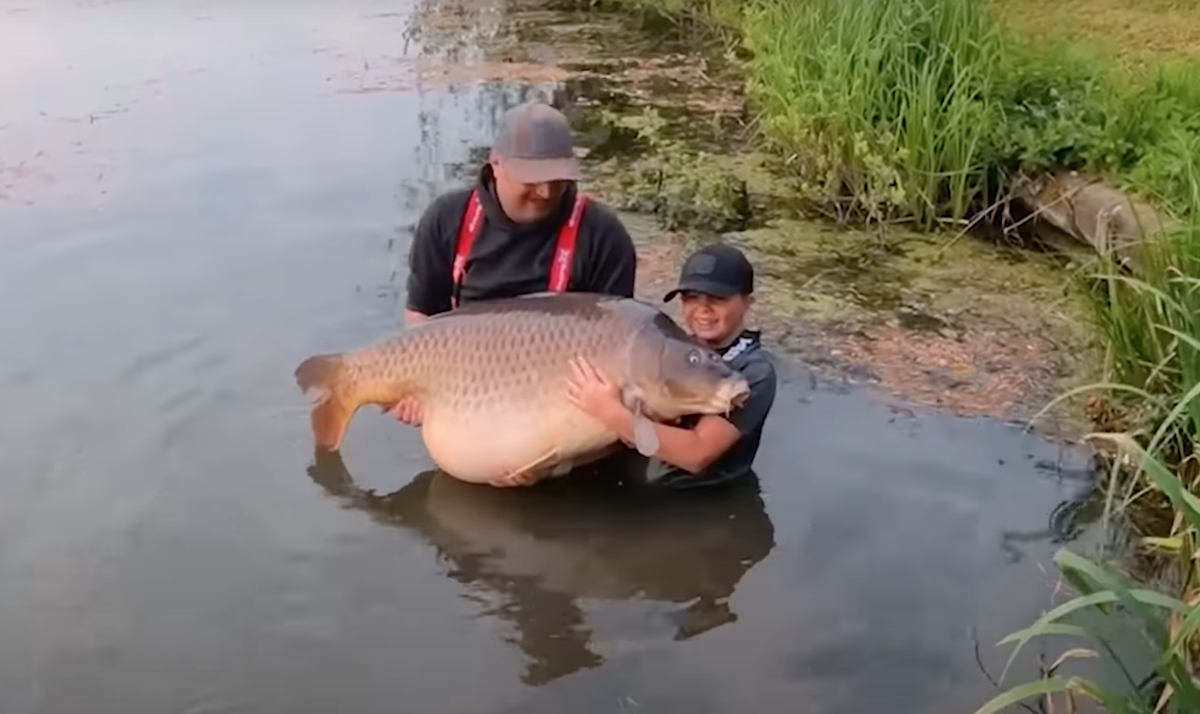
[{"x1": 308, "y1": 451, "x2": 776, "y2": 686}]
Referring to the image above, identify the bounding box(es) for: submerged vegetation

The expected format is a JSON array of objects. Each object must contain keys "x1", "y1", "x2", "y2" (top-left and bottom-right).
[{"x1": 597, "y1": 0, "x2": 1200, "y2": 710}]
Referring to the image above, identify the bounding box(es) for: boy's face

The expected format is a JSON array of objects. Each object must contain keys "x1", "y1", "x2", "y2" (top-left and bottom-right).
[{"x1": 679, "y1": 291, "x2": 752, "y2": 347}]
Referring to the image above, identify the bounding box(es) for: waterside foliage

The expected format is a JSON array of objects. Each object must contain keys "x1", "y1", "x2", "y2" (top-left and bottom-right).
[
  {"x1": 971, "y1": 162, "x2": 1200, "y2": 713},
  {"x1": 738, "y1": 0, "x2": 1200, "y2": 228},
  {"x1": 603, "y1": 0, "x2": 1200, "y2": 711}
]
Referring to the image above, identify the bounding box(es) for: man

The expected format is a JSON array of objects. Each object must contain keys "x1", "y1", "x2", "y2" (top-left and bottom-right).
[
  {"x1": 566, "y1": 242, "x2": 778, "y2": 490},
  {"x1": 403, "y1": 100, "x2": 636, "y2": 324},
  {"x1": 389, "y1": 100, "x2": 638, "y2": 424}
]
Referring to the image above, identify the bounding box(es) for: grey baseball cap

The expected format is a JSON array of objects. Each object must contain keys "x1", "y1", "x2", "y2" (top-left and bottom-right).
[{"x1": 490, "y1": 101, "x2": 581, "y2": 183}]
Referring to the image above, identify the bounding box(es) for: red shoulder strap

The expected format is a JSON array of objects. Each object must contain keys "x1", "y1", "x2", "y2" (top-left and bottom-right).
[
  {"x1": 451, "y1": 190, "x2": 586, "y2": 307},
  {"x1": 450, "y1": 189, "x2": 485, "y2": 309},
  {"x1": 548, "y1": 194, "x2": 586, "y2": 293}
]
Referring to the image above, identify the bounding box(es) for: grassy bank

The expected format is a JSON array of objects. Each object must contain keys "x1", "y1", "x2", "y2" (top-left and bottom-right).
[
  {"x1": 602, "y1": 0, "x2": 1200, "y2": 710},
  {"x1": 996, "y1": 0, "x2": 1200, "y2": 69},
  {"x1": 607, "y1": 0, "x2": 1200, "y2": 454},
  {"x1": 740, "y1": 0, "x2": 1200, "y2": 227},
  {"x1": 973, "y1": 166, "x2": 1200, "y2": 713}
]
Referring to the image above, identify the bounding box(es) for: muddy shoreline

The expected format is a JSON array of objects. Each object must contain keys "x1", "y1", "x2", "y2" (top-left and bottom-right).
[{"x1": 386, "y1": 0, "x2": 1101, "y2": 436}]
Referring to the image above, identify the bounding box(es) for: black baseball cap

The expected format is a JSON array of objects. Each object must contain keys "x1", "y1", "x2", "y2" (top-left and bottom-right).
[
  {"x1": 490, "y1": 101, "x2": 581, "y2": 184},
  {"x1": 663, "y1": 242, "x2": 755, "y2": 302}
]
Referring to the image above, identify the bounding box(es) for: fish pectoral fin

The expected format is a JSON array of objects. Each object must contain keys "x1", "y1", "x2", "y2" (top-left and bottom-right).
[
  {"x1": 619, "y1": 386, "x2": 660, "y2": 458},
  {"x1": 550, "y1": 459, "x2": 575, "y2": 477},
  {"x1": 631, "y1": 412, "x2": 660, "y2": 457},
  {"x1": 489, "y1": 448, "x2": 563, "y2": 488},
  {"x1": 628, "y1": 396, "x2": 657, "y2": 458}
]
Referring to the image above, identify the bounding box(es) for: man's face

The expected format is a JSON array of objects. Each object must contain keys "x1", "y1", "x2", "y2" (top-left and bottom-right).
[
  {"x1": 679, "y1": 291, "x2": 751, "y2": 347},
  {"x1": 491, "y1": 158, "x2": 569, "y2": 223}
]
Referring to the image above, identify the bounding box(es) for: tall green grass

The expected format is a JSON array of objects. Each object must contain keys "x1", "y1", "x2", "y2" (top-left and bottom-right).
[
  {"x1": 741, "y1": 0, "x2": 1004, "y2": 227},
  {"x1": 732, "y1": 0, "x2": 1200, "y2": 232},
  {"x1": 1089, "y1": 133, "x2": 1200, "y2": 441},
  {"x1": 602, "y1": 0, "x2": 746, "y2": 37}
]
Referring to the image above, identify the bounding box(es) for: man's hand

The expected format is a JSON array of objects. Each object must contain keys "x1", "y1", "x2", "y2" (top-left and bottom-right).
[
  {"x1": 402, "y1": 309, "x2": 430, "y2": 327},
  {"x1": 382, "y1": 398, "x2": 423, "y2": 426},
  {"x1": 486, "y1": 471, "x2": 541, "y2": 488}
]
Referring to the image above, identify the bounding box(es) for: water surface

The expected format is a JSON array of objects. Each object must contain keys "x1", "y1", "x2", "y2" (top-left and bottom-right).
[{"x1": 0, "y1": 1, "x2": 1097, "y2": 712}]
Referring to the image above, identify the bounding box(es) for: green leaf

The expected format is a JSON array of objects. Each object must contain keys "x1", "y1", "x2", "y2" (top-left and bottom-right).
[
  {"x1": 1143, "y1": 536, "x2": 1185, "y2": 552},
  {"x1": 1057, "y1": 549, "x2": 1188, "y2": 619},
  {"x1": 1070, "y1": 677, "x2": 1151, "y2": 714},
  {"x1": 1147, "y1": 377, "x2": 1200, "y2": 460},
  {"x1": 1047, "y1": 647, "x2": 1099, "y2": 674},
  {"x1": 996, "y1": 551, "x2": 1188, "y2": 685},
  {"x1": 967, "y1": 677, "x2": 1073, "y2": 714},
  {"x1": 1165, "y1": 594, "x2": 1200, "y2": 664},
  {"x1": 1124, "y1": 435, "x2": 1200, "y2": 532}
]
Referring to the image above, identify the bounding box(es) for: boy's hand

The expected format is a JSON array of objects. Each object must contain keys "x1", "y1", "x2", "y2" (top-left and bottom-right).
[{"x1": 565, "y1": 357, "x2": 628, "y2": 428}]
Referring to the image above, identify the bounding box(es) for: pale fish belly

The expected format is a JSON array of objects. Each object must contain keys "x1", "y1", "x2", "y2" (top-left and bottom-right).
[
  {"x1": 413, "y1": 313, "x2": 633, "y2": 483},
  {"x1": 421, "y1": 405, "x2": 618, "y2": 483}
]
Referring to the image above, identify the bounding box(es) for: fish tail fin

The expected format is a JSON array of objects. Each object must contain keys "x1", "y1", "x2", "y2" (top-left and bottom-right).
[{"x1": 295, "y1": 353, "x2": 356, "y2": 451}]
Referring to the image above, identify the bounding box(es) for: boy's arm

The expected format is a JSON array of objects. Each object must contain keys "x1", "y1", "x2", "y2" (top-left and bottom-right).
[
  {"x1": 607, "y1": 412, "x2": 740, "y2": 474},
  {"x1": 606, "y1": 362, "x2": 778, "y2": 475}
]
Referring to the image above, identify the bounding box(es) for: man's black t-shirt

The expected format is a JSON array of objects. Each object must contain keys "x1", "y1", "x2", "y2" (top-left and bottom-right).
[{"x1": 405, "y1": 165, "x2": 638, "y2": 316}]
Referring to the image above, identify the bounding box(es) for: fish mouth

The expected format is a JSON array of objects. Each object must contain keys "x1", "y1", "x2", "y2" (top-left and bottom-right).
[
  {"x1": 664, "y1": 378, "x2": 751, "y2": 417},
  {"x1": 716, "y1": 378, "x2": 751, "y2": 413}
]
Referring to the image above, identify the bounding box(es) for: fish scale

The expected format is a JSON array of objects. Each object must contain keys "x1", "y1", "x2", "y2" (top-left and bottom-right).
[{"x1": 294, "y1": 292, "x2": 751, "y2": 485}]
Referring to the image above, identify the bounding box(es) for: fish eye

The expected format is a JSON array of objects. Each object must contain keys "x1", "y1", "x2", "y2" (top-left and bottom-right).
[{"x1": 688, "y1": 351, "x2": 701, "y2": 365}]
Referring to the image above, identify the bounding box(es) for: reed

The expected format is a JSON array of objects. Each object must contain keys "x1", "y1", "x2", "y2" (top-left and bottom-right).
[
  {"x1": 740, "y1": 0, "x2": 1007, "y2": 228},
  {"x1": 728, "y1": 0, "x2": 1200, "y2": 231}
]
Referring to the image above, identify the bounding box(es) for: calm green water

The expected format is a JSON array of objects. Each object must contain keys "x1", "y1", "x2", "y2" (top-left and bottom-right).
[{"x1": 0, "y1": 1, "x2": 1099, "y2": 712}]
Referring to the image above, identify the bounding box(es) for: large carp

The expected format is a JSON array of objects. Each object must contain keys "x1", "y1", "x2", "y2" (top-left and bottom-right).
[{"x1": 294, "y1": 292, "x2": 751, "y2": 486}]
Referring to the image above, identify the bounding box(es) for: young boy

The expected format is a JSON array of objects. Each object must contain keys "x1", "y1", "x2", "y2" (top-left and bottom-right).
[{"x1": 566, "y1": 242, "x2": 778, "y2": 489}]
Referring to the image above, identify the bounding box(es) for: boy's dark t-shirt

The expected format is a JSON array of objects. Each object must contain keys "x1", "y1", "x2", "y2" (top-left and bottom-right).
[
  {"x1": 406, "y1": 166, "x2": 637, "y2": 315},
  {"x1": 639, "y1": 330, "x2": 778, "y2": 490}
]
